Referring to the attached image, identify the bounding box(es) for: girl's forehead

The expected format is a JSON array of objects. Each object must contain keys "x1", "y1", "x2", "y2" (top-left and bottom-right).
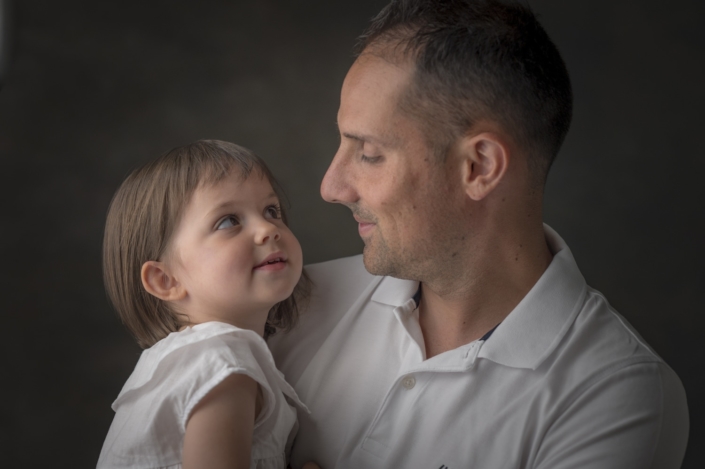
[{"x1": 195, "y1": 169, "x2": 276, "y2": 205}]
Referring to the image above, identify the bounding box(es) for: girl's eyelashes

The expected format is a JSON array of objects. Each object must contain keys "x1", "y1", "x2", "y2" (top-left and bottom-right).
[
  {"x1": 216, "y1": 215, "x2": 239, "y2": 230},
  {"x1": 265, "y1": 204, "x2": 283, "y2": 219},
  {"x1": 215, "y1": 204, "x2": 281, "y2": 230}
]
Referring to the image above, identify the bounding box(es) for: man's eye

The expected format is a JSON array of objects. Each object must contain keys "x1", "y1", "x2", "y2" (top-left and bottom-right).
[
  {"x1": 361, "y1": 154, "x2": 382, "y2": 164},
  {"x1": 216, "y1": 216, "x2": 239, "y2": 230},
  {"x1": 265, "y1": 204, "x2": 282, "y2": 219}
]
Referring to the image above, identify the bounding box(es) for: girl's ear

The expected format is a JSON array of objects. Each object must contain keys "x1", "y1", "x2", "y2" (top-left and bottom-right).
[{"x1": 141, "y1": 261, "x2": 186, "y2": 301}]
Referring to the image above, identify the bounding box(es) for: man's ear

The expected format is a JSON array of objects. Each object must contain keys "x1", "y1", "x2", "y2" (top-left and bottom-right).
[
  {"x1": 458, "y1": 132, "x2": 509, "y2": 201},
  {"x1": 141, "y1": 261, "x2": 186, "y2": 301}
]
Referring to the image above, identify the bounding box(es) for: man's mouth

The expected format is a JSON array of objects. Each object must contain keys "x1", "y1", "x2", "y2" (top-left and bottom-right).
[{"x1": 354, "y1": 216, "x2": 375, "y2": 236}]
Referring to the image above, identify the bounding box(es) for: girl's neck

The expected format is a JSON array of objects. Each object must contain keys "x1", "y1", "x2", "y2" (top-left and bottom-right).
[{"x1": 175, "y1": 302, "x2": 269, "y2": 337}]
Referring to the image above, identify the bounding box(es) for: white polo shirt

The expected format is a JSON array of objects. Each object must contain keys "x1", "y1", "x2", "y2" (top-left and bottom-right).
[{"x1": 269, "y1": 226, "x2": 689, "y2": 469}]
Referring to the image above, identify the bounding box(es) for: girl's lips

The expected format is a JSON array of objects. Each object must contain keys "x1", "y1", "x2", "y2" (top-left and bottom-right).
[
  {"x1": 253, "y1": 252, "x2": 288, "y2": 270},
  {"x1": 254, "y1": 260, "x2": 287, "y2": 272}
]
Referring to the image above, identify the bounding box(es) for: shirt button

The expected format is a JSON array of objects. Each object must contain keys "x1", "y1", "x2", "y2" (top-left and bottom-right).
[{"x1": 402, "y1": 375, "x2": 416, "y2": 390}]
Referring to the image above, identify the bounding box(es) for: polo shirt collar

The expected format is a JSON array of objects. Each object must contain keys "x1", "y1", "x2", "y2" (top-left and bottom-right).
[
  {"x1": 478, "y1": 225, "x2": 587, "y2": 369},
  {"x1": 370, "y1": 275, "x2": 419, "y2": 307},
  {"x1": 369, "y1": 224, "x2": 587, "y2": 371}
]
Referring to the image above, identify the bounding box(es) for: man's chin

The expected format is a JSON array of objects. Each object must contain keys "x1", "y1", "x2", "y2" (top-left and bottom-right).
[
  {"x1": 361, "y1": 245, "x2": 382, "y2": 275},
  {"x1": 361, "y1": 245, "x2": 396, "y2": 277}
]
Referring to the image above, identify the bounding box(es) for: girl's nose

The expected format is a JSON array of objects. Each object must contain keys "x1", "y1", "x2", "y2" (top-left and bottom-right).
[{"x1": 254, "y1": 220, "x2": 281, "y2": 245}]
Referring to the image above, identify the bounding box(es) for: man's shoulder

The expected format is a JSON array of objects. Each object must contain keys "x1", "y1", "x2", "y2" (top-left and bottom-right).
[
  {"x1": 542, "y1": 288, "x2": 690, "y2": 466},
  {"x1": 549, "y1": 285, "x2": 685, "y2": 406},
  {"x1": 574, "y1": 287, "x2": 665, "y2": 366}
]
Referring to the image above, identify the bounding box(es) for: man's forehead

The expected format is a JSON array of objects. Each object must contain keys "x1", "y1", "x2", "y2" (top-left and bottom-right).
[
  {"x1": 338, "y1": 55, "x2": 414, "y2": 147},
  {"x1": 345, "y1": 51, "x2": 413, "y2": 90}
]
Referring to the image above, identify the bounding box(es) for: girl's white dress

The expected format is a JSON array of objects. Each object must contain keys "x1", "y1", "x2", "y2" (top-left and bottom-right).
[{"x1": 97, "y1": 322, "x2": 308, "y2": 469}]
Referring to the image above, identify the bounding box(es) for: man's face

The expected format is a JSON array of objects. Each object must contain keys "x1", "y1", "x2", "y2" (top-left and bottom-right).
[{"x1": 320, "y1": 53, "x2": 466, "y2": 281}]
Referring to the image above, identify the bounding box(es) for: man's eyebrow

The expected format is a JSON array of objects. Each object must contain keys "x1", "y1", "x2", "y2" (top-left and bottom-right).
[{"x1": 339, "y1": 130, "x2": 395, "y2": 149}]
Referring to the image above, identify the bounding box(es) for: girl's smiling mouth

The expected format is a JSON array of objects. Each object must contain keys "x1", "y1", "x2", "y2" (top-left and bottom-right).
[{"x1": 254, "y1": 252, "x2": 288, "y2": 271}]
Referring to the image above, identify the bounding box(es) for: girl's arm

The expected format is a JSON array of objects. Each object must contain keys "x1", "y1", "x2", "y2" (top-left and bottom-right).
[{"x1": 182, "y1": 373, "x2": 258, "y2": 469}]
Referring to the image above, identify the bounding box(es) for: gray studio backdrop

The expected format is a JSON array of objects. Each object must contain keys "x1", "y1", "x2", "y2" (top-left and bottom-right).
[{"x1": 0, "y1": 0, "x2": 702, "y2": 467}]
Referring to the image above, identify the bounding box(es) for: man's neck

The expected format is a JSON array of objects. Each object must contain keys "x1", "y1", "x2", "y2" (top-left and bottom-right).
[{"x1": 418, "y1": 223, "x2": 553, "y2": 359}]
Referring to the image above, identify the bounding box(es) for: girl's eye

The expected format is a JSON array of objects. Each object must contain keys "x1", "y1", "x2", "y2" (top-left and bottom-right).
[
  {"x1": 265, "y1": 204, "x2": 282, "y2": 219},
  {"x1": 216, "y1": 216, "x2": 239, "y2": 230}
]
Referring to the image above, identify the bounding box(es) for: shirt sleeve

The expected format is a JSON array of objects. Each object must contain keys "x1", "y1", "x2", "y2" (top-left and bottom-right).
[
  {"x1": 533, "y1": 361, "x2": 689, "y2": 469},
  {"x1": 156, "y1": 331, "x2": 275, "y2": 434}
]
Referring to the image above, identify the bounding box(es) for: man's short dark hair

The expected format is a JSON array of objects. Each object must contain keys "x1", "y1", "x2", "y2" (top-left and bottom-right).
[{"x1": 356, "y1": 0, "x2": 573, "y2": 185}]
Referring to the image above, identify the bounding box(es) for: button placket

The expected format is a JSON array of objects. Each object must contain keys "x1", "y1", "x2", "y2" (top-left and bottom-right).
[{"x1": 401, "y1": 375, "x2": 416, "y2": 390}]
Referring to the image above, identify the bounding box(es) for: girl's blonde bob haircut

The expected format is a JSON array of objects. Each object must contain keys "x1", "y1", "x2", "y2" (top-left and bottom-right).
[{"x1": 103, "y1": 140, "x2": 309, "y2": 349}]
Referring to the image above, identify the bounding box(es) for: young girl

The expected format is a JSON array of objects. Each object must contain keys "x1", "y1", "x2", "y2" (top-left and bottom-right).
[{"x1": 98, "y1": 140, "x2": 316, "y2": 469}]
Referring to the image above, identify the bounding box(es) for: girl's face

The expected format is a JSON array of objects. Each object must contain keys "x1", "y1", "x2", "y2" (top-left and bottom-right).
[{"x1": 165, "y1": 170, "x2": 303, "y2": 334}]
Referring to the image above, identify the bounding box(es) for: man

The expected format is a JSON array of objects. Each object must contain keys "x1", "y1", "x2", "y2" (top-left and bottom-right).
[{"x1": 269, "y1": 1, "x2": 689, "y2": 468}]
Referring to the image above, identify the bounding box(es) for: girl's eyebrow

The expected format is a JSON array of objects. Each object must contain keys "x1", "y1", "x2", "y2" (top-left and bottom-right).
[{"x1": 204, "y1": 193, "x2": 279, "y2": 219}]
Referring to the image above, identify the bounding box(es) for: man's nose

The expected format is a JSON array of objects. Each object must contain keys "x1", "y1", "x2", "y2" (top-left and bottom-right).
[{"x1": 320, "y1": 148, "x2": 356, "y2": 204}]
